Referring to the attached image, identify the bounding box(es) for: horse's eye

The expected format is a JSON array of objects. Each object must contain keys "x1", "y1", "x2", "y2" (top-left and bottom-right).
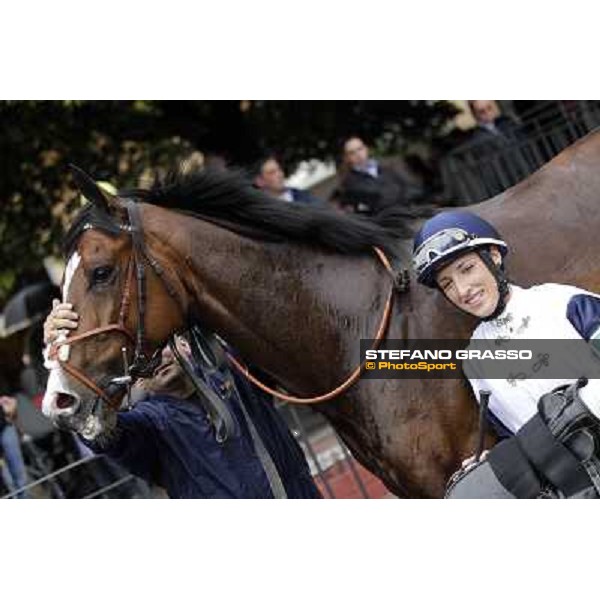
[{"x1": 92, "y1": 266, "x2": 114, "y2": 285}]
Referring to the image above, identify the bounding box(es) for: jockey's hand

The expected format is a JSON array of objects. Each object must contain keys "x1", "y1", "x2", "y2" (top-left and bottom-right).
[
  {"x1": 461, "y1": 450, "x2": 489, "y2": 470},
  {"x1": 43, "y1": 299, "x2": 79, "y2": 345}
]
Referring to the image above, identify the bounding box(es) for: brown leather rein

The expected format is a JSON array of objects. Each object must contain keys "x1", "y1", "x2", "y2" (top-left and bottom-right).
[
  {"x1": 226, "y1": 246, "x2": 396, "y2": 404},
  {"x1": 50, "y1": 200, "x2": 398, "y2": 408}
]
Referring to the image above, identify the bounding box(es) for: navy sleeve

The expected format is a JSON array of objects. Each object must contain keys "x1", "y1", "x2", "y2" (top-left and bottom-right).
[
  {"x1": 91, "y1": 408, "x2": 160, "y2": 484},
  {"x1": 567, "y1": 294, "x2": 600, "y2": 341}
]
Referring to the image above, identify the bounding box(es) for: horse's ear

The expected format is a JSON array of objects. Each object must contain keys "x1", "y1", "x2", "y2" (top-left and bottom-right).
[{"x1": 69, "y1": 164, "x2": 120, "y2": 214}]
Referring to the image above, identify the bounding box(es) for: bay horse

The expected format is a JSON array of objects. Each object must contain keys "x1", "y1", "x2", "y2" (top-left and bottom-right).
[{"x1": 43, "y1": 130, "x2": 600, "y2": 498}]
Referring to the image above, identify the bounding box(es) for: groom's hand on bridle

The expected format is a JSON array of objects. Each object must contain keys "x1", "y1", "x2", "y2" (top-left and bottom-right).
[{"x1": 43, "y1": 299, "x2": 79, "y2": 345}]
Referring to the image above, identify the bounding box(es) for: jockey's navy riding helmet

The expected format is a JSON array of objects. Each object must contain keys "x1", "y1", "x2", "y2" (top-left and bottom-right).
[{"x1": 413, "y1": 211, "x2": 508, "y2": 288}]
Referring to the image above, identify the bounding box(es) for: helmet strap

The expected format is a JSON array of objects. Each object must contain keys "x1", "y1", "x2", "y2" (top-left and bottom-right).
[{"x1": 477, "y1": 248, "x2": 510, "y2": 321}]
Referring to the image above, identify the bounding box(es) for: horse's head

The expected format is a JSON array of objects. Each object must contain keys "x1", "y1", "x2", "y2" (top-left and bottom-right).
[{"x1": 43, "y1": 167, "x2": 188, "y2": 439}]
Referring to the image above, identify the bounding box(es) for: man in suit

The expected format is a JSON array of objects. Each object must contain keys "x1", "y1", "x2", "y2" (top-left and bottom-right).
[
  {"x1": 459, "y1": 101, "x2": 535, "y2": 200},
  {"x1": 468, "y1": 101, "x2": 524, "y2": 145},
  {"x1": 253, "y1": 156, "x2": 320, "y2": 204},
  {"x1": 335, "y1": 136, "x2": 415, "y2": 216}
]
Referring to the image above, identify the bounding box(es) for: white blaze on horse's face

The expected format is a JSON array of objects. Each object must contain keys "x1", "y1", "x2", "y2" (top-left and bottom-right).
[
  {"x1": 42, "y1": 252, "x2": 82, "y2": 419},
  {"x1": 63, "y1": 251, "x2": 81, "y2": 302}
]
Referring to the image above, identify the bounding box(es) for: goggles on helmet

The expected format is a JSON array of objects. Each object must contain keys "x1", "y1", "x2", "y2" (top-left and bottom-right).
[{"x1": 413, "y1": 228, "x2": 474, "y2": 279}]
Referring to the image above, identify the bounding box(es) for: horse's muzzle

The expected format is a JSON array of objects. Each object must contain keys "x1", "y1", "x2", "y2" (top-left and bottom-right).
[{"x1": 49, "y1": 393, "x2": 82, "y2": 429}]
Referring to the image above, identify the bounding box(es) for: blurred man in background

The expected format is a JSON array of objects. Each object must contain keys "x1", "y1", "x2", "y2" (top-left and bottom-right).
[
  {"x1": 335, "y1": 136, "x2": 415, "y2": 216},
  {"x1": 0, "y1": 393, "x2": 29, "y2": 498},
  {"x1": 253, "y1": 156, "x2": 320, "y2": 204},
  {"x1": 468, "y1": 100, "x2": 523, "y2": 144}
]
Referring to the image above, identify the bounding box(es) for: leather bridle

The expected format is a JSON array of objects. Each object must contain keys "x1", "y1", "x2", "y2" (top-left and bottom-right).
[{"x1": 48, "y1": 201, "x2": 185, "y2": 409}]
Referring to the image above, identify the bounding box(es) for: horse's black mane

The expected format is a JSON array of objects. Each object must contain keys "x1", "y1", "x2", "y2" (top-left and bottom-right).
[
  {"x1": 118, "y1": 168, "x2": 421, "y2": 258},
  {"x1": 66, "y1": 167, "x2": 426, "y2": 259}
]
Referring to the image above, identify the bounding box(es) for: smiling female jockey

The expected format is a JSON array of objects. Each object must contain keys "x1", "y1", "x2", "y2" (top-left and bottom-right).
[{"x1": 413, "y1": 212, "x2": 600, "y2": 498}]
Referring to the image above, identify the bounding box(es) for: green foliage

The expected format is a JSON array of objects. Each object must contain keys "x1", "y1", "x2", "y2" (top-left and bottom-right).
[{"x1": 0, "y1": 100, "x2": 458, "y2": 305}]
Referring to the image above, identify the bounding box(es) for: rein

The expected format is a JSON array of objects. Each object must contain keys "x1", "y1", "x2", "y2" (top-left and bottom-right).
[{"x1": 226, "y1": 246, "x2": 397, "y2": 405}]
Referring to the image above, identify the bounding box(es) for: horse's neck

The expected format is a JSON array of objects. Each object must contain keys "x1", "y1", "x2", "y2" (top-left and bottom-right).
[
  {"x1": 146, "y1": 210, "x2": 485, "y2": 499},
  {"x1": 152, "y1": 214, "x2": 389, "y2": 396}
]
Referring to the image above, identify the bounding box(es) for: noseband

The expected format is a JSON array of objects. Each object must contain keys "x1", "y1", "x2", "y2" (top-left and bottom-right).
[{"x1": 48, "y1": 201, "x2": 185, "y2": 408}]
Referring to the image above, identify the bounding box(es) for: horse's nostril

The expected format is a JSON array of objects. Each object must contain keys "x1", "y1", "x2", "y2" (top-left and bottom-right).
[{"x1": 56, "y1": 393, "x2": 77, "y2": 410}]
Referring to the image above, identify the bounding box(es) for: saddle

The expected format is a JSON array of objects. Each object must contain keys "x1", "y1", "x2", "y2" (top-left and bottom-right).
[
  {"x1": 446, "y1": 379, "x2": 600, "y2": 499},
  {"x1": 169, "y1": 327, "x2": 236, "y2": 444},
  {"x1": 172, "y1": 325, "x2": 288, "y2": 499}
]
